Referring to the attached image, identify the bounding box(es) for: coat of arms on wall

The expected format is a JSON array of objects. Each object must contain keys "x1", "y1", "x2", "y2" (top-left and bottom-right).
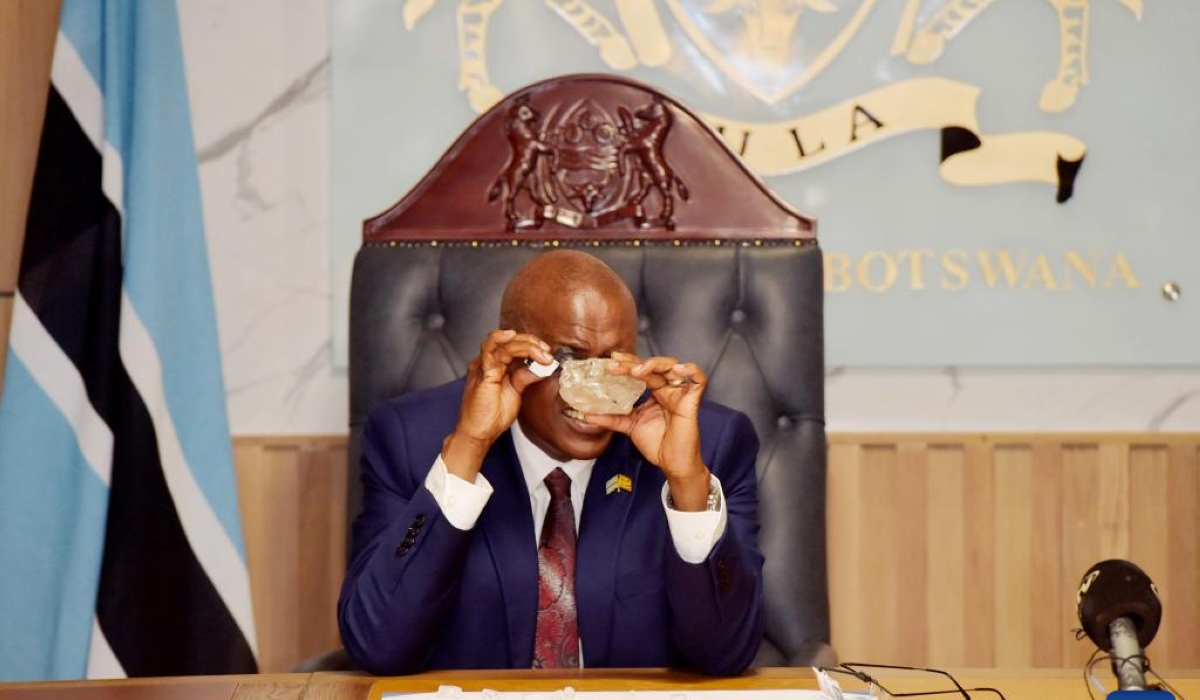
[{"x1": 403, "y1": 0, "x2": 1146, "y2": 203}]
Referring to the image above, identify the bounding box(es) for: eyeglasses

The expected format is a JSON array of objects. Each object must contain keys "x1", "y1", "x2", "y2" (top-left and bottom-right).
[{"x1": 816, "y1": 663, "x2": 1006, "y2": 700}]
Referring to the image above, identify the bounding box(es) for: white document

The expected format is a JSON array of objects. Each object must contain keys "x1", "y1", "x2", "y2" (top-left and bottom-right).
[{"x1": 383, "y1": 689, "x2": 829, "y2": 700}]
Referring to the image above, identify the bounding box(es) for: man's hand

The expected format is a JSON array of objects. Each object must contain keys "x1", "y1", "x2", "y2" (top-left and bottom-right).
[
  {"x1": 443, "y1": 329, "x2": 554, "y2": 480},
  {"x1": 583, "y1": 352, "x2": 712, "y2": 511}
]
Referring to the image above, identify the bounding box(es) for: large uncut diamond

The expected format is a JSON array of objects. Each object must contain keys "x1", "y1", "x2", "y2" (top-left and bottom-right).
[{"x1": 558, "y1": 358, "x2": 646, "y2": 415}]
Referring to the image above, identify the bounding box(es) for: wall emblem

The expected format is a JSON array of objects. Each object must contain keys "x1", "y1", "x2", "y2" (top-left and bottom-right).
[
  {"x1": 403, "y1": 0, "x2": 1145, "y2": 202},
  {"x1": 665, "y1": 0, "x2": 878, "y2": 105}
]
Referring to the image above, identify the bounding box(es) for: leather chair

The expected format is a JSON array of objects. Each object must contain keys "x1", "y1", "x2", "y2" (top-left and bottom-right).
[{"x1": 304, "y1": 74, "x2": 831, "y2": 671}]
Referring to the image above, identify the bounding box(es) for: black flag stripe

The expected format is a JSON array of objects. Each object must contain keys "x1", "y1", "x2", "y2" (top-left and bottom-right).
[{"x1": 21, "y1": 85, "x2": 256, "y2": 676}]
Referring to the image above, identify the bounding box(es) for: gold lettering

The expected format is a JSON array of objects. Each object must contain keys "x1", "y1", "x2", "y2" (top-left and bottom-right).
[
  {"x1": 1023, "y1": 254, "x2": 1058, "y2": 290},
  {"x1": 849, "y1": 104, "x2": 885, "y2": 142},
  {"x1": 789, "y1": 127, "x2": 826, "y2": 159},
  {"x1": 977, "y1": 250, "x2": 1025, "y2": 289},
  {"x1": 940, "y1": 250, "x2": 970, "y2": 290},
  {"x1": 1063, "y1": 251, "x2": 1098, "y2": 289},
  {"x1": 821, "y1": 250, "x2": 1139, "y2": 294},
  {"x1": 1105, "y1": 252, "x2": 1140, "y2": 288},
  {"x1": 825, "y1": 252, "x2": 853, "y2": 292},
  {"x1": 898, "y1": 249, "x2": 935, "y2": 290},
  {"x1": 857, "y1": 251, "x2": 898, "y2": 293}
]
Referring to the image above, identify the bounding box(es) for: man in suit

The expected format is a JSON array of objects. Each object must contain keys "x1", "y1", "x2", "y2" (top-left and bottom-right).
[{"x1": 339, "y1": 250, "x2": 763, "y2": 675}]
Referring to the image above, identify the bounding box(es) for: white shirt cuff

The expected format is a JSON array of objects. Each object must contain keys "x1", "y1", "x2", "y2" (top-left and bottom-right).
[
  {"x1": 661, "y1": 474, "x2": 727, "y2": 564},
  {"x1": 424, "y1": 455, "x2": 494, "y2": 531}
]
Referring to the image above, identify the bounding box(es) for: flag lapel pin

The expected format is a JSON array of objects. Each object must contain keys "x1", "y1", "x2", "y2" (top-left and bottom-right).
[{"x1": 605, "y1": 474, "x2": 632, "y2": 495}]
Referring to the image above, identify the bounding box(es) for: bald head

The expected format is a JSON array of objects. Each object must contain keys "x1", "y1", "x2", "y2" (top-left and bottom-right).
[
  {"x1": 501, "y1": 251, "x2": 638, "y2": 461},
  {"x1": 500, "y1": 250, "x2": 636, "y2": 333}
]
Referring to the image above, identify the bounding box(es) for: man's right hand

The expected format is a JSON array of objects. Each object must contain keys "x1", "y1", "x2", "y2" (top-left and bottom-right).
[{"x1": 442, "y1": 329, "x2": 554, "y2": 480}]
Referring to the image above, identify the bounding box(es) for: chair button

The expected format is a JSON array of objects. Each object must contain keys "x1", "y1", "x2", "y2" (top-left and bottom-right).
[
  {"x1": 776, "y1": 415, "x2": 794, "y2": 430},
  {"x1": 730, "y1": 309, "x2": 747, "y2": 325},
  {"x1": 638, "y1": 315, "x2": 651, "y2": 333},
  {"x1": 426, "y1": 314, "x2": 445, "y2": 330}
]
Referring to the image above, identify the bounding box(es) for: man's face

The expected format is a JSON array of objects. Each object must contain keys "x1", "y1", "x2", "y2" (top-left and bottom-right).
[{"x1": 516, "y1": 289, "x2": 637, "y2": 462}]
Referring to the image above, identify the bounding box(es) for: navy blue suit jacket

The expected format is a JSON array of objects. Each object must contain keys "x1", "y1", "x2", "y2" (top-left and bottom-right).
[{"x1": 338, "y1": 379, "x2": 764, "y2": 675}]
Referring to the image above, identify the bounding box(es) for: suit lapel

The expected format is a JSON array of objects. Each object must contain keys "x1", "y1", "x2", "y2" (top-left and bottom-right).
[
  {"x1": 478, "y1": 432, "x2": 539, "y2": 668},
  {"x1": 575, "y1": 435, "x2": 643, "y2": 667}
]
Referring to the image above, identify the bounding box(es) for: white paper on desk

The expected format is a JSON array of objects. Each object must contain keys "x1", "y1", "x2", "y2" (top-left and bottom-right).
[{"x1": 383, "y1": 690, "x2": 828, "y2": 700}]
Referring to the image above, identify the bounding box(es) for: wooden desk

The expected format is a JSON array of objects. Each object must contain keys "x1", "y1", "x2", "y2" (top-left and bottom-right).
[
  {"x1": 0, "y1": 673, "x2": 304, "y2": 700},
  {"x1": 325, "y1": 667, "x2": 820, "y2": 699},
  {"x1": 1, "y1": 669, "x2": 1197, "y2": 700}
]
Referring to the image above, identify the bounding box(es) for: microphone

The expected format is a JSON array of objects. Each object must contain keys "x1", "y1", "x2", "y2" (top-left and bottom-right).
[{"x1": 1076, "y1": 559, "x2": 1162, "y2": 691}]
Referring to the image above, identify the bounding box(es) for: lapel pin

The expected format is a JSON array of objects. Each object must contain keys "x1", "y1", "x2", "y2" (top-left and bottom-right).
[{"x1": 605, "y1": 474, "x2": 632, "y2": 495}]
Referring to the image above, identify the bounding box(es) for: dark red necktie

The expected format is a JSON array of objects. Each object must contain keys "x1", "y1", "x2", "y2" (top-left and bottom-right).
[{"x1": 533, "y1": 467, "x2": 580, "y2": 668}]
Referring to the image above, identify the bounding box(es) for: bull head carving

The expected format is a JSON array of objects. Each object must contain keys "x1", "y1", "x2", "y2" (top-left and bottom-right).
[{"x1": 706, "y1": 0, "x2": 838, "y2": 67}]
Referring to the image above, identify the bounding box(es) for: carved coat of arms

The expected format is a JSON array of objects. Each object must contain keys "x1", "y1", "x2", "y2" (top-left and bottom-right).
[{"x1": 487, "y1": 97, "x2": 689, "y2": 231}]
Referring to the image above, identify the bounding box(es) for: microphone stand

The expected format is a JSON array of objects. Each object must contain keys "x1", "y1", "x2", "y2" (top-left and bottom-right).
[{"x1": 1108, "y1": 617, "x2": 1148, "y2": 691}]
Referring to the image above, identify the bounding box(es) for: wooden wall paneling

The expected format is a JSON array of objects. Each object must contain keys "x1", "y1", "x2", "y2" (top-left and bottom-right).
[
  {"x1": 1164, "y1": 445, "x2": 1199, "y2": 666},
  {"x1": 1029, "y1": 442, "x2": 1063, "y2": 668},
  {"x1": 228, "y1": 433, "x2": 1200, "y2": 672},
  {"x1": 234, "y1": 437, "x2": 348, "y2": 674},
  {"x1": 961, "y1": 440, "x2": 995, "y2": 667},
  {"x1": 0, "y1": 0, "x2": 60, "y2": 285},
  {"x1": 1059, "y1": 444, "x2": 1097, "y2": 668},
  {"x1": 1129, "y1": 446, "x2": 1172, "y2": 666},
  {"x1": 993, "y1": 445, "x2": 1035, "y2": 667},
  {"x1": 297, "y1": 444, "x2": 348, "y2": 660},
  {"x1": 0, "y1": 298, "x2": 11, "y2": 394},
  {"x1": 826, "y1": 442, "x2": 863, "y2": 661},
  {"x1": 237, "y1": 442, "x2": 301, "y2": 673},
  {"x1": 856, "y1": 444, "x2": 899, "y2": 662},
  {"x1": 232, "y1": 441, "x2": 268, "y2": 656},
  {"x1": 925, "y1": 445, "x2": 966, "y2": 666},
  {"x1": 262, "y1": 442, "x2": 306, "y2": 670},
  {"x1": 1097, "y1": 443, "x2": 1132, "y2": 558},
  {"x1": 1059, "y1": 444, "x2": 1134, "y2": 668},
  {"x1": 0, "y1": 0, "x2": 62, "y2": 400},
  {"x1": 892, "y1": 442, "x2": 928, "y2": 666},
  {"x1": 851, "y1": 443, "x2": 929, "y2": 665}
]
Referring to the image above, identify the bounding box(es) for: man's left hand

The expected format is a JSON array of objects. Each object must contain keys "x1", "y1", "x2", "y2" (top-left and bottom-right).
[{"x1": 583, "y1": 352, "x2": 711, "y2": 511}]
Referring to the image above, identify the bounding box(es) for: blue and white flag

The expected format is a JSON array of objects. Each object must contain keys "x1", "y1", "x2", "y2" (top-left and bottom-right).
[{"x1": 0, "y1": 0, "x2": 257, "y2": 680}]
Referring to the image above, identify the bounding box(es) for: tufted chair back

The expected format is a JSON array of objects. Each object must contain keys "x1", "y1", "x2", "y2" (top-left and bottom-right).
[{"x1": 347, "y1": 75, "x2": 831, "y2": 667}]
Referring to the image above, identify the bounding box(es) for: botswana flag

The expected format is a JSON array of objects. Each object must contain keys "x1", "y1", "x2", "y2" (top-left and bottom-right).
[{"x1": 0, "y1": 0, "x2": 256, "y2": 680}]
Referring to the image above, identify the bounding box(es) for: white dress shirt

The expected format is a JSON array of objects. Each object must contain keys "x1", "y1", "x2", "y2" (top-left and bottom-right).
[{"x1": 423, "y1": 420, "x2": 727, "y2": 563}]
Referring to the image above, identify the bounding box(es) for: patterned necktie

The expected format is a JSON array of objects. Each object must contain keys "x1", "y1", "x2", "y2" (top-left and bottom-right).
[{"x1": 533, "y1": 467, "x2": 580, "y2": 668}]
